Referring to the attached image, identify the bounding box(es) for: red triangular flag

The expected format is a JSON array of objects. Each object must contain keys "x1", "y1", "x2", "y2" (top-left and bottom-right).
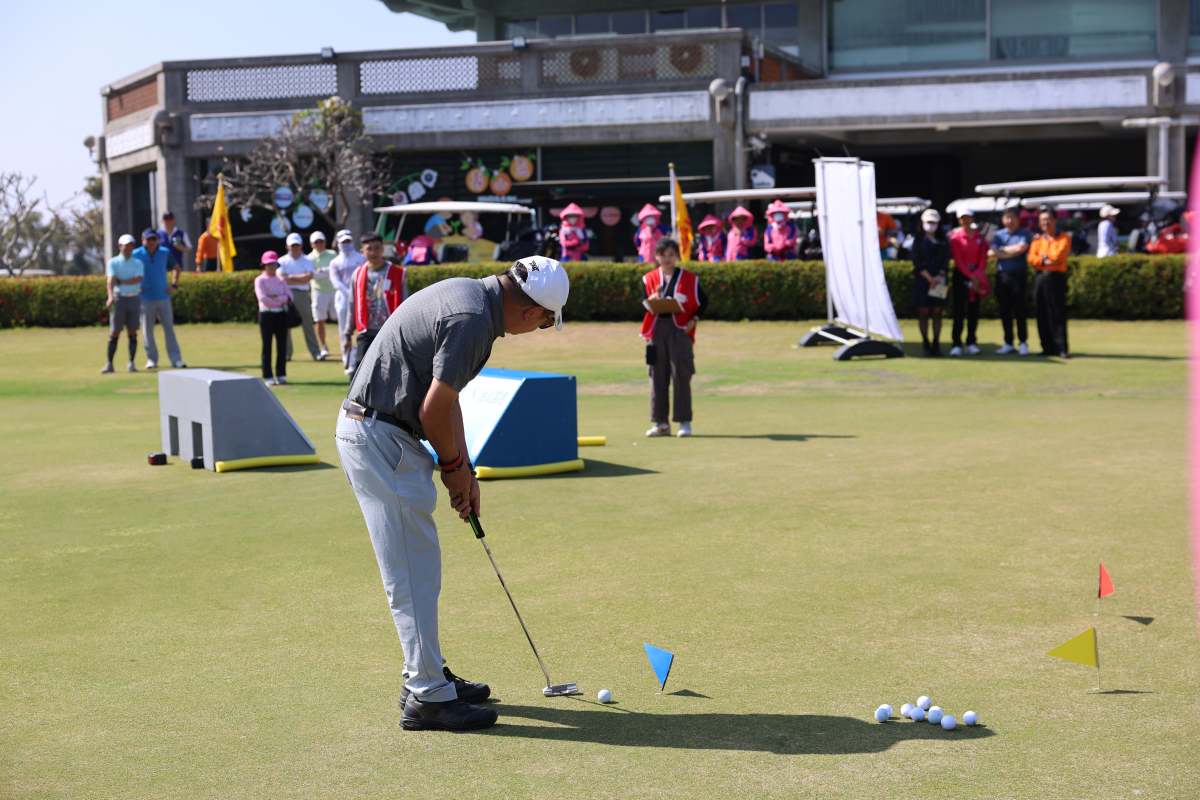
[{"x1": 1099, "y1": 562, "x2": 1115, "y2": 599}]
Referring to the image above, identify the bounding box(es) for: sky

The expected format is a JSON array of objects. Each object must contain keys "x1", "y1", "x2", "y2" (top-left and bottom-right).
[{"x1": 0, "y1": 0, "x2": 475, "y2": 209}]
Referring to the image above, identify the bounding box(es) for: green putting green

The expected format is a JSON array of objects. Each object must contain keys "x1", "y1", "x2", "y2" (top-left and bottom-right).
[{"x1": 1, "y1": 319, "x2": 1194, "y2": 799}]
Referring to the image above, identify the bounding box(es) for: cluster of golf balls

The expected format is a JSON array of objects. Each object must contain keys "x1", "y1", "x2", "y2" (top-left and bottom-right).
[{"x1": 875, "y1": 696, "x2": 979, "y2": 730}]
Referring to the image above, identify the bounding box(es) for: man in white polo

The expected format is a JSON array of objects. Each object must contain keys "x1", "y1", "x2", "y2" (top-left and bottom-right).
[
  {"x1": 308, "y1": 230, "x2": 337, "y2": 360},
  {"x1": 278, "y1": 232, "x2": 320, "y2": 361},
  {"x1": 329, "y1": 229, "x2": 365, "y2": 374},
  {"x1": 336, "y1": 257, "x2": 569, "y2": 732}
]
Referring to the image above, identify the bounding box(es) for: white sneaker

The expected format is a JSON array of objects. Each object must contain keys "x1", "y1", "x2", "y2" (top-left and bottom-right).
[
  {"x1": 949, "y1": 346, "x2": 963, "y2": 357},
  {"x1": 318, "y1": 348, "x2": 329, "y2": 360},
  {"x1": 145, "y1": 360, "x2": 157, "y2": 370},
  {"x1": 1018, "y1": 342, "x2": 1030, "y2": 356},
  {"x1": 676, "y1": 422, "x2": 692, "y2": 437},
  {"x1": 265, "y1": 377, "x2": 278, "y2": 386},
  {"x1": 277, "y1": 376, "x2": 288, "y2": 385},
  {"x1": 172, "y1": 361, "x2": 187, "y2": 368},
  {"x1": 344, "y1": 366, "x2": 354, "y2": 375},
  {"x1": 127, "y1": 360, "x2": 137, "y2": 372},
  {"x1": 965, "y1": 344, "x2": 981, "y2": 355},
  {"x1": 646, "y1": 424, "x2": 670, "y2": 437},
  {"x1": 996, "y1": 344, "x2": 1016, "y2": 355},
  {"x1": 100, "y1": 362, "x2": 114, "y2": 374}
]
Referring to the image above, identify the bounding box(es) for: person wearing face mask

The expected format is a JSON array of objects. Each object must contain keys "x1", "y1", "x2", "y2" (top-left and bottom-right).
[
  {"x1": 330, "y1": 230, "x2": 367, "y2": 375},
  {"x1": 763, "y1": 200, "x2": 799, "y2": 261},
  {"x1": 696, "y1": 215, "x2": 726, "y2": 261},
  {"x1": 911, "y1": 209, "x2": 949, "y2": 357},
  {"x1": 725, "y1": 206, "x2": 757, "y2": 261},
  {"x1": 947, "y1": 209, "x2": 990, "y2": 357},
  {"x1": 634, "y1": 204, "x2": 670, "y2": 263},
  {"x1": 558, "y1": 203, "x2": 590, "y2": 262}
]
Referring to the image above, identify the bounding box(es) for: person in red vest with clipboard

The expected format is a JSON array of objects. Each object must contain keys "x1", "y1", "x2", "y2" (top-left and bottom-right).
[
  {"x1": 640, "y1": 237, "x2": 708, "y2": 438},
  {"x1": 351, "y1": 232, "x2": 407, "y2": 380}
]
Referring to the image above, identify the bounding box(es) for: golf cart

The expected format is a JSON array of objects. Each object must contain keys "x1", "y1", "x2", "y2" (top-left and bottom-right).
[{"x1": 372, "y1": 201, "x2": 535, "y2": 264}]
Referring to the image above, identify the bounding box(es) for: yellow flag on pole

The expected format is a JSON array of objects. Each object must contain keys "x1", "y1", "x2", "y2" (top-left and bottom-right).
[
  {"x1": 1046, "y1": 627, "x2": 1099, "y2": 668},
  {"x1": 209, "y1": 176, "x2": 237, "y2": 273},
  {"x1": 669, "y1": 162, "x2": 693, "y2": 262}
]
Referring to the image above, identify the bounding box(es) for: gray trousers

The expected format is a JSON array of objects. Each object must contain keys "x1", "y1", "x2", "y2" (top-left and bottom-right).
[
  {"x1": 140, "y1": 298, "x2": 182, "y2": 365},
  {"x1": 334, "y1": 410, "x2": 455, "y2": 702},
  {"x1": 649, "y1": 321, "x2": 695, "y2": 423},
  {"x1": 286, "y1": 288, "x2": 321, "y2": 359}
]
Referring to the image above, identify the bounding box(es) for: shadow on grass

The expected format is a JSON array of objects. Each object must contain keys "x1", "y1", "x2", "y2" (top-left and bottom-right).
[
  {"x1": 1123, "y1": 616, "x2": 1154, "y2": 626},
  {"x1": 240, "y1": 461, "x2": 337, "y2": 474},
  {"x1": 692, "y1": 434, "x2": 854, "y2": 442},
  {"x1": 487, "y1": 705, "x2": 995, "y2": 754},
  {"x1": 896, "y1": 342, "x2": 1061, "y2": 363},
  {"x1": 548, "y1": 460, "x2": 658, "y2": 479},
  {"x1": 1070, "y1": 353, "x2": 1184, "y2": 361},
  {"x1": 668, "y1": 689, "x2": 711, "y2": 698},
  {"x1": 1097, "y1": 689, "x2": 1153, "y2": 695}
]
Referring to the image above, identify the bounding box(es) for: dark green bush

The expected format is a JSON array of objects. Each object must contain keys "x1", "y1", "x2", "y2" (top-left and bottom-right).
[{"x1": 0, "y1": 254, "x2": 1185, "y2": 328}]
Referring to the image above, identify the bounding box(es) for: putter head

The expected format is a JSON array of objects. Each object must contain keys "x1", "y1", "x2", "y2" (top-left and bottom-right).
[{"x1": 543, "y1": 682, "x2": 579, "y2": 697}]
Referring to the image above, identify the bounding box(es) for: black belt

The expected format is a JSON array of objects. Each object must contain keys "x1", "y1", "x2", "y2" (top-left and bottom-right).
[{"x1": 342, "y1": 399, "x2": 420, "y2": 438}]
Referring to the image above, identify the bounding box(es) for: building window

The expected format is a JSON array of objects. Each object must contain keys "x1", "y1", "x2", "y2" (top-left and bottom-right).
[
  {"x1": 576, "y1": 13, "x2": 611, "y2": 35},
  {"x1": 830, "y1": 0, "x2": 1155, "y2": 71},
  {"x1": 612, "y1": 11, "x2": 648, "y2": 35},
  {"x1": 991, "y1": 0, "x2": 1155, "y2": 61},
  {"x1": 688, "y1": 6, "x2": 722, "y2": 29},
  {"x1": 538, "y1": 16, "x2": 573, "y2": 38}
]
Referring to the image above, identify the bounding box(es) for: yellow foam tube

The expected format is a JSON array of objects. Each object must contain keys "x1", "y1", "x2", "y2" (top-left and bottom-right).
[
  {"x1": 577, "y1": 436, "x2": 606, "y2": 447},
  {"x1": 475, "y1": 459, "x2": 585, "y2": 479},
  {"x1": 214, "y1": 454, "x2": 321, "y2": 473}
]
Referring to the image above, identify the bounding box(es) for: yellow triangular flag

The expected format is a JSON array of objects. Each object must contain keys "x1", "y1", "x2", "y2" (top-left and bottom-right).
[
  {"x1": 668, "y1": 162, "x2": 693, "y2": 262},
  {"x1": 209, "y1": 176, "x2": 238, "y2": 273},
  {"x1": 1046, "y1": 627, "x2": 1098, "y2": 668}
]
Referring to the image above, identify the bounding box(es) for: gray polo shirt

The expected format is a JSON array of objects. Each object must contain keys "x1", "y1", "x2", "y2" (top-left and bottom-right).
[{"x1": 348, "y1": 276, "x2": 505, "y2": 438}]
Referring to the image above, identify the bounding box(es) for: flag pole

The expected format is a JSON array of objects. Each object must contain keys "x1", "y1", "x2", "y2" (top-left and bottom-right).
[{"x1": 668, "y1": 162, "x2": 678, "y2": 241}]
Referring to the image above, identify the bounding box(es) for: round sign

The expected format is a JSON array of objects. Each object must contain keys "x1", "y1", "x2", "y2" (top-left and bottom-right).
[
  {"x1": 392, "y1": 190, "x2": 409, "y2": 206},
  {"x1": 465, "y1": 167, "x2": 489, "y2": 194},
  {"x1": 490, "y1": 171, "x2": 513, "y2": 195},
  {"x1": 274, "y1": 186, "x2": 294, "y2": 208},
  {"x1": 292, "y1": 204, "x2": 314, "y2": 229},
  {"x1": 510, "y1": 155, "x2": 534, "y2": 182},
  {"x1": 240, "y1": 207, "x2": 253, "y2": 223},
  {"x1": 308, "y1": 190, "x2": 330, "y2": 211},
  {"x1": 600, "y1": 207, "x2": 621, "y2": 226},
  {"x1": 270, "y1": 215, "x2": 291, "y2": 239}
]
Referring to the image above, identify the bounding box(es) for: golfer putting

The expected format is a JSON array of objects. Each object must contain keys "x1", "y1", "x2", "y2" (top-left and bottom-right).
[{"x1": 335, "y1": 256, "x2": 569, "y2": 732}]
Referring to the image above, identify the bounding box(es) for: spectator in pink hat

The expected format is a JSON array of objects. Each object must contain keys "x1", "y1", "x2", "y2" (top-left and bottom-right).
[
  {"x1": 725, "y1": 206, "x2": 757, "y2": 260},
  {"x1": 634, "y1": 203, "x2": 669, "y2": 262},
  {"x1": 696, "y1": 215, "x2": 726, "y2": 261},
  {"x1": 254, "y1": 251, "x2": 294, "y2": 386},
  {"x1": 559, "y1": 203, "x2": 590, "y2": 261},
  {"x1": 763, "y1": 200, "x2": 799, "y2": 261}
]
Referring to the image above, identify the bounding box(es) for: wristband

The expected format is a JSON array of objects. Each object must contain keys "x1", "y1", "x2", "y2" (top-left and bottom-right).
[{"x1": 439, "y1": 453, "x2": 464, "y2": 473}]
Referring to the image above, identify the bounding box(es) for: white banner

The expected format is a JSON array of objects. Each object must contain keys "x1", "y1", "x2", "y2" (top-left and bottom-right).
[{"x1": 814, "y1": 158, "x2": 904, "y2": 342}]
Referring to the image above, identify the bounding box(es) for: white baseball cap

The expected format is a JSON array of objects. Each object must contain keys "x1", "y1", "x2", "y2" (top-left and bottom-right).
[
  {"x1": 336, "y1": 229, "x2": 354, "y2": 243},
  {"x1": 309, "y1": 230, "x2": 326, "y2": 242},
  {"x1": 1099, "y1": 205, "x2": 1120, "y2": 218},
  {"x1": 511, "y1": 256, "x2": 570, "y2": 331},
  {"x1": 921, "y1": 209, "x2": 941, "y2": 223},
  {"x1": 118, "y1": 234, "x2": 136, "y2": 245},
  {"x1": 286, "y1": 232, "x2": 303, "y2": 246}
]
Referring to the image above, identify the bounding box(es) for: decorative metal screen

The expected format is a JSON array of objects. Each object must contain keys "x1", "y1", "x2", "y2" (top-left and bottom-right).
[
  {"x1": 360, "y1": 55, "x2": 521, "y2": 94},
  {"x1": 541, "y1": 42, "x2": 715, "y2": 85},
  {"x1": 186, "y1": 64, "x2": 337, "y2": 102}
]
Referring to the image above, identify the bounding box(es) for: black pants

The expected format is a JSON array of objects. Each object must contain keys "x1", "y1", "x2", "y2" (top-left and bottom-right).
[
  {"x1": 951, "y1": 271, "x2": 979, "y2": 347},
  {"x1": 994, "y1": 270, "x2": 1028, "y2": 345},
  {"x1": 259, "y1": 311, "x2": 288, "y2": 379},
  {"x1": 1033, "y1": 271, "x2": 1068, "y2": 355},
  {"x1": 350, "y1": 328, "x2": 379, "y2": 383}
]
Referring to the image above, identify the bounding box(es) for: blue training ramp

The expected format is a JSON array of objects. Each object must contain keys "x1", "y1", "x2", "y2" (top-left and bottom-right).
[{"x1": 644, "y1": 643, "x2": 675, "y2": 691}]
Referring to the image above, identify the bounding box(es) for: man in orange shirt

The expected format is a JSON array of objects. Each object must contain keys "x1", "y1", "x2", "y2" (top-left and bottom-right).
[
  {"x1": 877, "y1": 211, "x2": 898, "y2": 260},
  {"x1": 1027, "y1": 206, "x2": 1071, "y2": 357},
  {"x1": 194, "y1": 217, "x2": 220, "y2": 272}
]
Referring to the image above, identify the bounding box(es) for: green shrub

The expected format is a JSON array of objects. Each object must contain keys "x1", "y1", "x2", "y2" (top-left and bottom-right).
[{"x1": 0, "y1": 255, "x2": 1185, "y2": 328}]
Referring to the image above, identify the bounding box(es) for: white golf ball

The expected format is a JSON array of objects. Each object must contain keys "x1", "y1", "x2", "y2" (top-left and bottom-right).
[
  {"x1": 900, "y1": 703, "x2": 914, "y2": 718},
  {"x1": 874, "y1": 706, "x2": 889, "y2": 722},
  {"x1": 917, "y1": 696, "x2": 932, "y2": 711},
  {"x1": 941, "y1": 715, "x2": 957, "y2": 730},
  {"x1": 927, "y1": 706, "x2": 943, "y2": 725},
  {"x1": 963, "y1": 711, "x2": 978, "y2": 726},
  {"x1": 882, "y1": 704, "x2": 893, "y2": 717},
  {"x1": 597, "y1": 689, "x2": 612, "y2": 704},
  {"x1": 910, "y1": 706, "x2": 926, "y2": 722}
]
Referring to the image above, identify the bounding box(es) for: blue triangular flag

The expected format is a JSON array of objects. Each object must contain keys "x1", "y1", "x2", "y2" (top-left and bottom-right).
[{"x1": 644, "y1": 643, "x2": 675, "y2": 691}]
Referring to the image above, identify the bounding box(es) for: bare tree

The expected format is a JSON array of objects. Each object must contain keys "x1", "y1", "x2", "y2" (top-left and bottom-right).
[
  {"x1": 197, "y1": 96, "x2": 390, "y2": 232},
  {"x1": 1, "y1": 173, "x2": 68, "y2": 277}
]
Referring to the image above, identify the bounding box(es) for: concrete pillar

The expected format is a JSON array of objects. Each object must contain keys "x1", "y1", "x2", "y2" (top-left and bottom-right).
[
  {"x1": 796, "y1": 0, "x2": 824, "y2": 76},
  {"x1": 1159, "y1": 0, "x2": 1189, "y2": 64},
  {"x1": 475, "y1": 10, "x2": 499, "y2": 42},
  {"x1": 1169, "y1": 125, "x2": 1187, "y2": 192}
]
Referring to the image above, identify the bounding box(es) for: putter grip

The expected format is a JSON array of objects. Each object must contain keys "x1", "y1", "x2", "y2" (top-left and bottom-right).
[{"x1": 468, "y1": 512, "x2": 485, "y2": 539}]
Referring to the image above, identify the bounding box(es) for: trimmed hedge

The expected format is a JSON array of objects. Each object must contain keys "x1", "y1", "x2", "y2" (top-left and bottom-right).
[{"x1": 0, "y1": 254, "x2": 1184, "y2": 328}]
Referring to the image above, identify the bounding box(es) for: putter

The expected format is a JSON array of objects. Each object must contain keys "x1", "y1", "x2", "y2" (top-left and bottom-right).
[{"x1": 467, "y1": 511, "x2": 578, "y2": 697}]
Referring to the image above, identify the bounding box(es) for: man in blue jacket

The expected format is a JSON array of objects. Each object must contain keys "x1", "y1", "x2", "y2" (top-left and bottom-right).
[{"x1": 132, "y1": 228, "x2": 186, "y2": 369}]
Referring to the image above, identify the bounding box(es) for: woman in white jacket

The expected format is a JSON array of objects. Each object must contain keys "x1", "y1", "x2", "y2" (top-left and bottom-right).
[
  {"x1": 1096, "y1": 205, "x2": 1119, "y2": 258},
  {"x1": 329, "y1": 230, "x2": 367, "y2": 374}
]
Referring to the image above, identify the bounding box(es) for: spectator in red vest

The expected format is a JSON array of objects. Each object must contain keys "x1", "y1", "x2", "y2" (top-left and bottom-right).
[
  {"x1": 696, "y1": 215, "x2": 726, "y2": 261},
  {"x1": 352, "y1": 232, "x2": 408, "y2": 380},
  {"x1": 634, "y1": 204, "x2": 669, "y2": 262},
  {"x1": 640, "y1": 237, "x2": 708, "y2": 438},
  {"x1": 763, "y1": 200, "x2": 799, "y2": 261},
  {"x1": 725, "y1": 206, "x2": 757, "y2": 260},
  {"x1": 948, "y1": 209, "x2": 990, "y2": 356},
  {"x1": 558, "y1": 203, "x2": 590, "y2": 261}
]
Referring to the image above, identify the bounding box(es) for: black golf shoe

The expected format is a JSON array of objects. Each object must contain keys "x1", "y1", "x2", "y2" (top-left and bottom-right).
[
  {"x1": 400, "y1": 696, "x2": 498, "y2": 732},
  {"x1": 398, "y1": 666, "x2": 491, "y2": 708}
]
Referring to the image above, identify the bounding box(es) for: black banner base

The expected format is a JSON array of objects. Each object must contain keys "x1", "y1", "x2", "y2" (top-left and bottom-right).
[{"x1": 832, "y1": 338, "x2": 905, "y2": 361}]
